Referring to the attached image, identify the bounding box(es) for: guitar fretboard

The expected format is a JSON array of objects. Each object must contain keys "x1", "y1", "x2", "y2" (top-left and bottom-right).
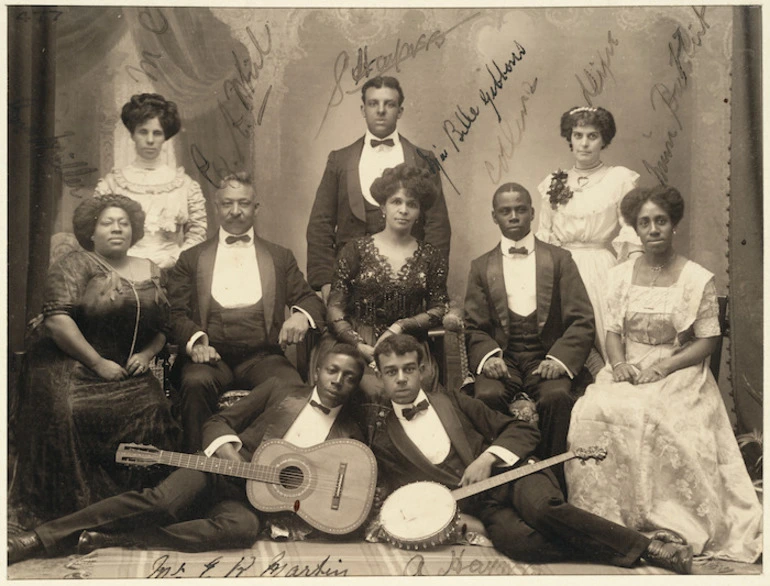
[
  {"x1": 155, "y1": 451, "x2": 281, "y2": 485},
  {"x1": 450, "y1": 451, "x2": 576, "y2": 501}
]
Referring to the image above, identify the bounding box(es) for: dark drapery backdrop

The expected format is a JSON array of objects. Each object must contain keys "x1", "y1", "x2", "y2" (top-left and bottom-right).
[
  {"x1": 729, "y1": 6, "x2": 763, "y2": 434},
  {"x1": 8, "y1": 6, "x2": 59, "y2": 353}
]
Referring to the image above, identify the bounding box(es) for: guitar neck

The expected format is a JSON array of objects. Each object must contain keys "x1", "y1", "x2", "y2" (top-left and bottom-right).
[
  {"x1": 450, "y1": 451, "x2": 576, "y2": 501},
  {"x1": 155, "y1": 451, "x2": 278, "y2": 485}
]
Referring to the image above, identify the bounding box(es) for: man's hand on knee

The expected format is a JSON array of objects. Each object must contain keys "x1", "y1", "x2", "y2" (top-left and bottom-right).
[
  {"x1": 482, "y1": 356, "x2": 510, "y2": 380},
  {"x1": 533, "y1": 359, "x2": 566, "y2": 380},
  {"x1": 190, "y1": 342, "x2": 221, "y2": 364},
  {"x1": 278, "y1": 312, "x2": 310, "y2": 347}
]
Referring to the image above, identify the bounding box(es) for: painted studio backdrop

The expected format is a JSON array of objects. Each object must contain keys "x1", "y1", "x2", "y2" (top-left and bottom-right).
[{"x1": 8, "y1": 6, "x2": 761, "y2": 431}]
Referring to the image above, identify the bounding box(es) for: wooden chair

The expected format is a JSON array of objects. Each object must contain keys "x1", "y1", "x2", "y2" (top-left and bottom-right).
[{"x1": 710, "y1": 295, "x2": 729, "y2": 380}]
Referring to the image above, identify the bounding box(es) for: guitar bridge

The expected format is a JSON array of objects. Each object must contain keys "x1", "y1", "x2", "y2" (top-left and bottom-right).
[{"x1": 331, "y1": 462, "x2": 347, "y2": 510}]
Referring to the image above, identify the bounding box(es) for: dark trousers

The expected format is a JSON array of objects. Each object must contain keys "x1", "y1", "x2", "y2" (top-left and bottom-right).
[
  {"x1": 475, "y1": 467, "x2": 649, "y2": 566},
  {"x1": 473, "y1": 350, "x2": 574, "y2": 492},
  {"x1": 35, "y1": 468, "x2": 261, "y2": 554},
  {"x1": 179, "y1": 350, "x2": 301, "y2": 453}
]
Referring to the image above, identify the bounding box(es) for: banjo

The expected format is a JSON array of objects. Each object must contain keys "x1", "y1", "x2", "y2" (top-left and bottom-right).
[{"x1": 379, "y1": 446, "x2": 606, "y2": 549}]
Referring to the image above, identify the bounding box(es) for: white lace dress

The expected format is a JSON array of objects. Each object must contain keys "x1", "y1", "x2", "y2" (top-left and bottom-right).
[
  {"x1": 95, "y1": 164, "x2": 207, "y2": 268},
  {"x1": 537, "y1": 166, "x2": 640, "y2": 358},
  {"x1": 565, "y1": 259, "x2": 762, "y2": 562}
]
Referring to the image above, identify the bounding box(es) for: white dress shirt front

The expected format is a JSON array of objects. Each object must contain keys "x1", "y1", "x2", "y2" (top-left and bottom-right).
[
  {"x1": 392, "y1": 390, "x2": 519, "y2": 467},
  {"x1": 359, "y1": 129, "x2": 404, "y2": 206},
  {"x1": 204, "y1": 387, "x2": 341, "y2": 456}
]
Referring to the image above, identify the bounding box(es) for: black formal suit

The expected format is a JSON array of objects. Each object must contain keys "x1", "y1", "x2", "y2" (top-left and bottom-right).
[
  {"x1": 306, "y1": 135, "x2": 451, "y2": 290},
  {"x1": 167, "y1": 234, "x2": 326, "y2": 452},
  {"x1": 370, "y1": 390, "x2": 649, "y2": 566},
  {"x1": 464, "y1": 238, "x2": 595, "y2": 489},
  {"x1": 34, "y1": 379, "x2": 364, "y2": 554}
]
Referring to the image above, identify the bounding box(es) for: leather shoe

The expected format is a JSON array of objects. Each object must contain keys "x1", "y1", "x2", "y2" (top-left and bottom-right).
[
  {"x1": 644, "y1": 539, "x2": 693, "y2": 574},
  {"x1": 77, "y1": 530, "x2": 138, "y2": 555},
  {"x1": 652, "y1": 528, "x2": 687, "y2": 545},
  {"x1": 8, "y1": 530, "x2": 44, "y2": 564}
]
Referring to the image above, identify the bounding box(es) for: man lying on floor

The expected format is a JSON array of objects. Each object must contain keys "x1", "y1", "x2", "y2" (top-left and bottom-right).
[
  {"x1": 367, "y1": 334, "x2": 694, "y2": 574},
  {"x1": 8, "y1": 344, "x2": 366, "y2": 564}
]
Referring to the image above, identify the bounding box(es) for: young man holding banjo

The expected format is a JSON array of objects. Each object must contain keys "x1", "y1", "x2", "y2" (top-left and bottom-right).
[
  {"x1": 369, "y1": 334, "x2": 694, "y2": 574},
  {"x1": 8, "y1": 344, "x2": 375, "y2": 564}
]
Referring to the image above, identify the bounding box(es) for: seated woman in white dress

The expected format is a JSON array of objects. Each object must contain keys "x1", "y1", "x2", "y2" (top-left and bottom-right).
[
  {"x1": 536, "y1": 106, "x2": 641, "y2": 372},
  {"x1": 95, "y1": 93, "x2": 207, "y2": 269},
  {"x1": 566, "y1": 185, "x2": 762, "y2": 563}
]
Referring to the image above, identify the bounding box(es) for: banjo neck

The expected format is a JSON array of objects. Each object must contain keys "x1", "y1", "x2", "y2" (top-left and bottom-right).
[{"x1": 450, "y1": 451, "x2": 578, "y2": 501}]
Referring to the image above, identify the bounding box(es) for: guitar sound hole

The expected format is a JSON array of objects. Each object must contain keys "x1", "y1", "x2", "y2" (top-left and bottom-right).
[{"x1": 278, "y1": 465, "x2": 303, "y2": 490}]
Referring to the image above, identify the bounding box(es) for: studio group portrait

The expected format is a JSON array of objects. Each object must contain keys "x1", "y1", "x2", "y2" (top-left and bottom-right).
[{"x1": 6, "y1": 3, "x2": 763, "y2": 580}]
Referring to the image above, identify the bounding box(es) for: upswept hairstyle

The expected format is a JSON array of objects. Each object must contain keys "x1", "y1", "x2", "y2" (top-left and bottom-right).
[
  {"x1": 620, "y1": 185, "x2": 685, "y2": 228},
  {"x1": 559, "y1": 106, "x2": 616, "y2": 149},
  {"x1": 373, "y1": 334, "x2": 425, "y2": 369},
  {"x1": 73, "y1": 194, "x2": 145, "y2": 251},
  {"x1": 370, "y1": 163, "x2": 438, "y2": 211},
  {"x1": 361, "y1": 76, "x2": 405, "y2": 107},
  {"x1": 121, "y1": 93, "x2": 181, "y2": 139}
]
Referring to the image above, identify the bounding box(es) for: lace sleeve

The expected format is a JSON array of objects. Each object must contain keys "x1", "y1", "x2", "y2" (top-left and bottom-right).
[
  {"x1": 604, "y1": 261, "x2": 631, "y2": 335},
  {"x1": 610, "y1": 168, "x2": 642, "y2": 259},
  {"x1": 327, "y1": 241, "x2": 363, "y2": 345},
  {"x1": 693, "y1": 278, "x2": 721, "y2": 338},
  {"x1": 93, "y1": 174, "x2": 115, "y2": 196},
  {"x1": 41, "y1": 252, "x2": 97, "y2": 317},
  {"x1": 181, "y1": 178, "x2": 208, "y2": 252},
  {"x1": 395, "y1": 244, "x2": 449, "y2": 334}
]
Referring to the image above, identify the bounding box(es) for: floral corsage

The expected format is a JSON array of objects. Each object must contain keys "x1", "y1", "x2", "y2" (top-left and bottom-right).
[{"x1": 547, "y1": 169, "x2": 573, "y2": 209}]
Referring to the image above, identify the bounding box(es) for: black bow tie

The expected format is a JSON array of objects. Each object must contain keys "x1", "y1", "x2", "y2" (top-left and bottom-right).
[
  {"x1": 402, "y1": 399, "x2": 429, "y2": 421},
  {"x1": 310, "y1": 399, "x2": 331, "y2": 415},
  {"x1": 225, "y1": 234, "x2": 251, "y2": 245},
  {"x1": 370, "y1": 138, "x2": 395, "y2": 148},
  {"x1": 508, "y1": 246, "x2": 529, "y2": 256}
]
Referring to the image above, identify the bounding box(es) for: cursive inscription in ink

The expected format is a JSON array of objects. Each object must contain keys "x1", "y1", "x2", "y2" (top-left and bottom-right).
[
  {"x1": 126, "y1": 7, "x2": 169, "y2": 83},
  {"x1": 642, "y1": 6, "x2": 710, "y2": 185},
  {"x1": 192, "y1": 23, "x2": 273, "y2": 187},
  {"x1": 30, "y1": 131, "x2": 99, "y2": 196},
  {"x1": 575, "y1": 30, "x2": 620, "y2": 106},
  {"x1": 316, "y1": 12, "x2": 482, "y2": 138},
  {"x1": 483, "y1": 78, "x2": 539, "y2": 185},
  {"x1": 403, "y1": 548, "x2": 527, "y2": 576},
  {"x1": 145, "y1": 551, "x2": 347, "y2": 578}
]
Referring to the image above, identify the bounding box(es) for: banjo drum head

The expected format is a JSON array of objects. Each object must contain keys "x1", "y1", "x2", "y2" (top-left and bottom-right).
[{"x1": 379, "y1": 481, "x2": 459, "y2": 549}]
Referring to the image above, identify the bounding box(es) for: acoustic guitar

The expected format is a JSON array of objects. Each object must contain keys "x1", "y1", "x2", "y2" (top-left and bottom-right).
[
  {"x1": 379, "y1": 446, "x2": 607, "y2": 549},
  {"x1": 116, "y1": 438, "x2": 377, "y2": 535}
]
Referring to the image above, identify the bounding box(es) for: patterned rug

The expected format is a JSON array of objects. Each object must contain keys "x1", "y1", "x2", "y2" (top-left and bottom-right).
[{"x1": 7, "y1": 539, "x2": 760, "y2": 579}]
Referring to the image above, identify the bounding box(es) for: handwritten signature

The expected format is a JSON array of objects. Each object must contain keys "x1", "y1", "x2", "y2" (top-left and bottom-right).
[
  {"x1": 404, "y1": 547, "x2": 529, "y2": 576},
  {"x1": 642, "y1": 6, "x2": 710, "y2": 185},
  {"x1": 29, "y1": 131, "x2": 98, "y2": 195},
  {"x1": 316, "y1": 12, "x2": 482, "y2": 138},
  {"x1": 192, "y1": 23, "x2": 273, "y2": 187},
  {"x1": 575, "y1": 30, "x2": 620, "y2": 106},
  {"x1": 483, "y1": 78, "x2": 539, "y2": 185},
  {"x1": 146, "y1": 550, "x2": 348, "y2": 578},
  {"x1": 126, "y1": 7, "x2": 169, "y2": 83}
]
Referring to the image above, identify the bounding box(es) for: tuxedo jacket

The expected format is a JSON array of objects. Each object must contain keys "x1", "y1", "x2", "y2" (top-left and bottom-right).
[
  {"x1": 464, "y1": 238, "x2": 595, "y2": 377},
  {"x1": 202, "y1": 378, "x2": 365, "y2": 461},
  {"x1": 167, "y1": 235, "x2": 325, "y2": 349},
  {"x1": 306, "y1": 135, "x2": 451, "y2": 289},
  {"x1": 370, "y1": 390, "x2": 540, "y2": 493}
]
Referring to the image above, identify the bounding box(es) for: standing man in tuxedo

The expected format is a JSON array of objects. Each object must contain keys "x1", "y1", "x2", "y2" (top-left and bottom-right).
[
  {"x1": 168, "y1": 172, "x2": 326, "y2": 453},
  {"x1": 463, "y1": 183, "x2": 595, "y2": 491},
  {"x1": 306, "y1": 75, "x2": 451, "y2": 301},
  {"x1": 368, "y1": 334, "x2": 692, "y2": 574},
  {"x1": 8, "y1": 345, "x2": 368, "y2": 563}
]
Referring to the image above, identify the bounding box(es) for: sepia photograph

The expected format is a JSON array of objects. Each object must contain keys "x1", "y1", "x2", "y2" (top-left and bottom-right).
[{"x1": 5, "y1": 2, "x2": 763, "y2": 580}]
